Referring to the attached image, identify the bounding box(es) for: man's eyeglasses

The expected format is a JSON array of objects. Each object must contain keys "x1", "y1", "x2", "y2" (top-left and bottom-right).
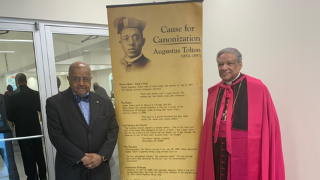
[{"x1": 71, "y1": 77, "x2": 92, "y2": 83}]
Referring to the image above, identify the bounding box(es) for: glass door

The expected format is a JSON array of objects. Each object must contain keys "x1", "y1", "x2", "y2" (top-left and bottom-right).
[
  {"x1": 0, "y1": 23, "x2": 48, "y2": 180},
  {"x1": 44, "y1": 25, "x2": 119, "y2": 180}
]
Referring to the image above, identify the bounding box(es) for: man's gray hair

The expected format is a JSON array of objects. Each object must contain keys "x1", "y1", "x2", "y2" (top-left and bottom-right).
[{"x1": 216, "y1": 47, "x2": 242, "y2": 63}]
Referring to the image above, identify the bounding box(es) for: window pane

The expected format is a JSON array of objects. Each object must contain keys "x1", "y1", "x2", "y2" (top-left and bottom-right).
[{"x1": 0, "y1": 30, "x2": 47, "y2": 180}]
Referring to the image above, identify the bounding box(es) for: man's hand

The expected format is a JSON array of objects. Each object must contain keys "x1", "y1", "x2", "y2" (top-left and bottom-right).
[
  {"x1": 81, "y1": 153, "x2": 102, "y2": 169},
  {"x1": 81, "y1": 155, "x2": 91, "y2": 166}
]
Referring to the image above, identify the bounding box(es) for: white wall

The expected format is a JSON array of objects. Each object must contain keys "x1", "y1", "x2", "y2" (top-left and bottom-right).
[
  {"x1": 0, "y1": 77, "x2": 8, "y2": 93},
  {"x1": 0, "y1": 0, "x2": 184, "y2": 25},
  {"x1": 27, "y1": 76, "x2": 39, "y2": 91},
  {"x1": 203, "y1": 0, "x2": 320, "y2": 179},
  {"x1": 1, "y1": 0, "x2": 318, "y2": 179}
]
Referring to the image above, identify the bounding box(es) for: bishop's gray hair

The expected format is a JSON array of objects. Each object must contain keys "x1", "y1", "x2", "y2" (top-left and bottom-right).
[{"x1": 216, "y1": 47, "x2": 242, "y2": 63}]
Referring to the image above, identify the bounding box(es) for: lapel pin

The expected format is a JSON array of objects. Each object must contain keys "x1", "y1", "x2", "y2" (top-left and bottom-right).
[{"x1": 96, "y1": 101, "x2": 99, "y2": 103}]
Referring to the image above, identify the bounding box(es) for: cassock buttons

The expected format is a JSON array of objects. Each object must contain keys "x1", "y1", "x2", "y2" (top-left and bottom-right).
[{"x1": 88, "y1": 134, "x2": 91, "y2": 138}]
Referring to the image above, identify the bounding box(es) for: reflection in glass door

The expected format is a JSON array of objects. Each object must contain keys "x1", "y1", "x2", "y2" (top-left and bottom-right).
[{"x1": 0, "y1": 30, "x2": 47, "y2": 180}]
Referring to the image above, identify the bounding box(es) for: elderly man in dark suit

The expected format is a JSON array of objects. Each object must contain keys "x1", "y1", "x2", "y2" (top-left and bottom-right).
[
  {"x1": 6, "y1": 73, "x2": 47, "y2": 180},
  {"x1": 46, "y1": 61, "x2": 119, "y2": 180}
]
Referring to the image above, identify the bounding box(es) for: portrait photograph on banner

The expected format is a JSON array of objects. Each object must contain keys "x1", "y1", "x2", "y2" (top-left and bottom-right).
[{"x1": 107, "y1": 1, "x2": 203, "y2": 179}]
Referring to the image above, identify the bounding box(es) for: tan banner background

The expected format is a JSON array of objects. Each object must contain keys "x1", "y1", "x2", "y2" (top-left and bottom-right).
[{"x1": 107, "y1": 2, "x2": 203, "y2": 180}]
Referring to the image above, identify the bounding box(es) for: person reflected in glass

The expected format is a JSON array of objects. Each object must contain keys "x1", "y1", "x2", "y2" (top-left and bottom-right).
[
  {"x1": 0, "y1": 93, "x2": 20, "y2": 180},
  {"x1": 4, "y1": 85, "x2": 13, "y2": 96},
  {"x1": 113, "y1": 16, "x2": 151, "y2": 72},
  {"x1": 10, "y1": 73, "x2": 23, "y2": 96},
  {"x1": 93, "y1": 82, "x2": 110, "y2": 100},
  {"x1": 57, "y1": 76, "x2": 61, "y2": 92},
  {"x1": 110, "y1": 91, "x2": 114, "y2": 99},
  {"x1": 6, "y1": 73, "x2": 47, "y2": 180}
]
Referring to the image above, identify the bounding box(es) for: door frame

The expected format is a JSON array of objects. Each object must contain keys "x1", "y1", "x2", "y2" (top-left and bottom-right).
[
  {"x1": 0, "y1": 20, "x2": 49, "y2": 178},
  {"x1": 42, "y1": 23, "x2": 109, "y2": 180},
  {"x1": 1, "y1": 18, "x2": 109, "y2": 180}
]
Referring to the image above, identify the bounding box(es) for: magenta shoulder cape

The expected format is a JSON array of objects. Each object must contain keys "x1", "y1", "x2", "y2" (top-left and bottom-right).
[{"x1": 196, "y1": 75, "x2": 285, "y2": 180}]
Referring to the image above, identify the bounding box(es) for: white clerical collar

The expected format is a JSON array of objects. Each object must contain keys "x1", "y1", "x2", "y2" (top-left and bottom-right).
[
  {"x1": 225, "y1": 72, "x2": 241, "y2": 85},
  {"x1": 125, "y1": 53, "x2": 143, "y2": 63}
]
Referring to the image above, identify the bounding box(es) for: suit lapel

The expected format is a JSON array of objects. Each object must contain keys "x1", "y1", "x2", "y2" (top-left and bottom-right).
[
  {"x1": 89, "y1": 93, "x2": 100, "y2": 131},
  {"x1": 62, "y1": 88, "x2": 89, "y2": 128}
]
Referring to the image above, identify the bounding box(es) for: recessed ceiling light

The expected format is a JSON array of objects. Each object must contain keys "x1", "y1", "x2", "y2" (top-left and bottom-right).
[
  {"x1": 0, "y1": 51, "x2": 15, "y2": 53},
  {"x1": 0, "y1": 39, "x2": 33, "y2": 42},
  {"x1": 84, "y1": 50, "x2": 90, "y2": 52},
  {"x1": 105, "y1": 48, "x2": 110, "y2": 50}
]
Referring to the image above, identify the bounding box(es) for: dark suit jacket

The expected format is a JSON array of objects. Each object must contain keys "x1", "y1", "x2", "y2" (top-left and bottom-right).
[
  {"x1": 0, "y1": 94, "x2": 11, "y2": 132},
  {"x1": 6, "y1": 85, "x2": 42, "y2": 137},
  {"x1": 46, "y1": 88, "x2": 119, "y2": 180}
]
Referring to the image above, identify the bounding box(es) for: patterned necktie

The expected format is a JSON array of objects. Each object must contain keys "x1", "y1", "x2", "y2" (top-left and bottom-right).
[{"x1": 74, "y1": 95, "x2": 90, "y2": 103}]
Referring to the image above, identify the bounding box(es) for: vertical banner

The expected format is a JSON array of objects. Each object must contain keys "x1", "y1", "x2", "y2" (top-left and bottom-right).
[{"x1": 107, "y1": 1, "x2": 203, "y2": 180}]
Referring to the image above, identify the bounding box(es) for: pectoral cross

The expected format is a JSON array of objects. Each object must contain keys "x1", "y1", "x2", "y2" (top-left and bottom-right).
[
  {"x1": 222, "y1": 112, "x2": 227, "y2": 121},
  {"x1": 221, "y1": 99, "x2": 229, "y2": 121}
]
